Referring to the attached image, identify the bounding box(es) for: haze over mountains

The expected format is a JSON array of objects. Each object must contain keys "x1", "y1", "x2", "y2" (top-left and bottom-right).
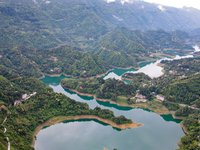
[{"x1": 0, "y1": 0, "x2": 200, "y2": 49}]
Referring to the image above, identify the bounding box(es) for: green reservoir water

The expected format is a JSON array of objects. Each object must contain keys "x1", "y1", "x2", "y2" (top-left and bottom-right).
[{"x1": 36, "y1": 74, "x2": 185, "y2": 150}]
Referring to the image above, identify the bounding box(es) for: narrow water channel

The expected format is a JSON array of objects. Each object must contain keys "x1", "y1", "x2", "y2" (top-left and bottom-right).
[{"x1": 35, "y1": 48, "x2": 198, "y2": 150}]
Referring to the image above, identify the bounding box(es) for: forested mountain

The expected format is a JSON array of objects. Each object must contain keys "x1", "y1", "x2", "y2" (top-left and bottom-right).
[
  {"x1": 170, "y1": 30, "x2": 190, "y2": 42},
  {"x1": 152, "y1": 57, "x2": 200, "y2": 106},
  {"x1": 91, "y1": 27, "x2": 193, "y2": 68},
  {"x1": 0, "y1": 0, "x2": 200, "y2": 49},
  {"x1": 162, "y1": 73, "x2": 200, "y2": 105},
  {"x1": 0, "y1": 67, "x2": 133, "y2": 150},
  {"x1": 145, "y1": 29, "x2": 192, "y2": 50},
  {"x1": 0, "y1": 45, "x2": 111, "y2": 78}
]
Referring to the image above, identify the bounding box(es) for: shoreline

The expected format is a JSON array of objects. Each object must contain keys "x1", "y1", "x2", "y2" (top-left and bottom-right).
[
  {"x1": 179, "y1": 121, "x2": 188, "y2": 134},
  {"x1": 137, "y1": 59, "x2": 158, "y2": 65},
  {"x1": 31, "y1": 115, "x2": 143, "y2": 148},
  {"x1": 110, "y1": 65, "x2": 141, "y2": 70},
  {"x1": 37, "y1": 59, "x2": 163, "y2": 80},
  {"x1": 37, "y1": 68, "x2": 115, "y2": 80},
  {"x1": 60, "y1": 84, "x2": 170, "y2": 115}
]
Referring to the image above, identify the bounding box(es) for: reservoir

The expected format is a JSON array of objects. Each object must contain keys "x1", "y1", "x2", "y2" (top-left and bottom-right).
[{"x1": 35, "y1": 50, "x2": 197, "y2": 150}]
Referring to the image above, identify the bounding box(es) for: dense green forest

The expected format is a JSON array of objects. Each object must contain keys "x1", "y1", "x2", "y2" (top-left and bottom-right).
[
  {"x1": 0, "y1": 45, "x2": 111, "y2": 78},
  {"x1": 0, "y1": 0, "x2": 199, "y2": 50},
  {"x1": 161, "y1": 73, "x2": 200, "y2": 105},
  {"x1": 173, "y1": 108, "x2": 200, "y2": 150},
  {"x1": 61, "y1": 73, "x2": 155, "y2": 105},
  {"x1": 151, "y1": 58, "x2": 200, "y2": 106},
  {"x1": 122, "y1": 72, "x2": 151, "y2": 81},
  {"x1": 0, "y1": 0, "x2": 195, "y2": 69},
  {"x1": 161, "y1": 57, "x2": 200, "y2": 77},
  {"x1": 180, "y1": 114, "x2": 200, "y2": 150},
  {"x1": 0, "y1": 70, "x2": 133, "y2": 150},
  {"x1": 145, "y1": 29, "x2": 192, "y2": 50},
  {"x1": 90, "y1": 27, "x2": 193, "y2": 68}
]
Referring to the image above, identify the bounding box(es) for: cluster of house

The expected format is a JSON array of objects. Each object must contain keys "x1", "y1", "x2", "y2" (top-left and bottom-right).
[
  {"x1": 14, "y1": 92, "x2": 37, "y2": 106},
  {"x1": 135, "y1": 94, "x2": 148, "y2": 103},
  {"x1": 131, "y1": 92, "x2": 165, "y2": 103}
]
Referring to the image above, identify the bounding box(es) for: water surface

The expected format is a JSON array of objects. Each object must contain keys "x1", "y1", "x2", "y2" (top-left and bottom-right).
[
  {"x1": 36, "y1": 76, "x2": 185, "y2": 150},
  {"x1": 36, "y1": 53, "x2": 196, "y2": 150}
]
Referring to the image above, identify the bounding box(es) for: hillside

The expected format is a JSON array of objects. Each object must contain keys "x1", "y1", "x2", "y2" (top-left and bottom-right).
[
  {"x1": 0, "y1": 45, "x2": 111, "y2": 78},
  {"x1": 91, "y1": 27, "x2": 193, "y2": 68},
  {"x1": 145, "y1": 29, "x2": 192, "y2": 50},
  {"x1": 152, "y1": 58, "x2": 200, "y2": 106},
  {"x1": 0, "y1": 68, "x2": 133, "y2": 150},
  {"x1": 0, "y1": 0, "x2": 200, "y2": 49}
]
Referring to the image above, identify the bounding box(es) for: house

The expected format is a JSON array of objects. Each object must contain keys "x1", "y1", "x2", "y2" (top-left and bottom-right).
[
  {"x1": 136, "y1": 94, "x2": 146, "y2": 99},
  {"x1": 50, "y1": 56, "x2": 58, "y2": 62},
  {"x1": 33, "y1": 92, "x2": 37, "y2": 95},
  {"x1": 156, "y1": 95, "x2": 165, "y2": 101},
  {"x1": 136, "y1": 99, "x2": 147, "y2": 103},
  {"x1": 22, "y1": 94, "x2": 28, "y2": 100},
  {"x1": 14, "y1": 101, "x2": 21, "y2": 106},
  {"x1": 143, "y1": 84, "x2": 147, "y2": 87},
  {"x1": 169, "y1": 70, "x2": 174, "y2": 74}
]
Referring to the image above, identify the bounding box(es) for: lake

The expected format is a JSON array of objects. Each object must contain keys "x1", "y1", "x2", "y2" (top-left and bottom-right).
[
  {"x1": 35, "y1": 49, "x2": 197, "y2": 150},
  {"x1": 35, "y1": 77, "x2": 184, "y2": 150}
]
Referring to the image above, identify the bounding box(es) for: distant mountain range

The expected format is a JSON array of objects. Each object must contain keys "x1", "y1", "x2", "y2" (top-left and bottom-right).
[
  {"x1": 91, "y1": 27, "x2": 193, "y2": 67},
  {"x1": 0, "y1": 0, "x2": 200, "y2": 49}
]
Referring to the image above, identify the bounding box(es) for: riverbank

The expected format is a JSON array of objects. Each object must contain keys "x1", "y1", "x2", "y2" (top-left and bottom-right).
[
  {"x1": 179, "y1": 121, "x2": 188, "y2": 134},
  {"x1": 137, "y1": 59, "x2": 158, "y2": 65},
  {"x1": 38, "y1": 58, "x2": 166, "y2": 80},
  {"x1": 31, "y1": 115, "x2": 143, "y2": 148},
  {"x1": 110, "y1": 65, "x2": 140, "y2": 70},
  {"x1": 37, "y1": 68, "x2": 115, "y2": 80},
  {"x1": 60, "y1": 84, "x2": 170, "y2": 115}
]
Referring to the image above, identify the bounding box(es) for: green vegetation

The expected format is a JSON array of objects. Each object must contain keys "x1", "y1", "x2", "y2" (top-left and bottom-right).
[
  {"x1": 0, "y1": 0, "x2": 199, "y2": 50},
  {"x1": 61, "y1": 73, "x2": 155, "y2": 105},
  {"x1": 161, "y1": 57, "x2": 200, "y2": 77},
  {"x1": 0, "y1": 70, "x2": 133, "y2": 150},
  {"x1": 61, "y1": 78, "x2": 101, "y2": 94},
  {"x1": 145, "y1": 29, "x2": 192, "y2": 50},
  {"x1": 90, "y1": 27, "x2": 192, "y2": 68},
  {"x1": 122, "y1": 72, "x2": 151, "y2": 81},
  {"x1": 0, "y1": 45, "x2": 111, "y2": 78},
  {"x1": 170, "y1": 30, "x2": 190, "y2": 42},
  {"x1": 61, "y1": 77, "x2": 138, "y2": 104},
  {"x1": 96, "y1": 78, "x2": 137, "y2": 100},
  {"x1": 150, "y1": 57, "x2": 200, "y2": 106},
  {"x1": 175, "y1": 106, "x2": 200, "y2": 117},
  {"x1": 179, "y1": 114, "x2": 200, "y2": 150},
  {"x1": 152, "y1": 72, "x2": 200, "y2": 106},
  {"x1": 162, "y1": 101, "x2": 180, "y2": 111}
]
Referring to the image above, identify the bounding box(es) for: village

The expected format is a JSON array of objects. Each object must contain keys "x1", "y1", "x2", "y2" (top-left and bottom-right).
[{"x1": 131, "y1": 93, "x2": 165, "y2": 104}]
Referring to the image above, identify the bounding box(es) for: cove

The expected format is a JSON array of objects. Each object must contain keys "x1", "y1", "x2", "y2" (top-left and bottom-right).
[
  {"x1": 36, "y1": 76, "x2": 185, "y2": 150},
  {"x1": 36, "y1": 51, "x2": 198, "y2": 150}
]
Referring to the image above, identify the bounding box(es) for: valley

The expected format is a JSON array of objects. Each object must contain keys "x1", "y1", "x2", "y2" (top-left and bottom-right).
[{"x1": 0, "y1": 0, "x2": 200, "y2": 150}]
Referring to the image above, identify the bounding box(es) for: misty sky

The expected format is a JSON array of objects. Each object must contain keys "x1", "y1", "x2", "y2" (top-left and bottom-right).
[
  {"x1": 106, "y1": 0, "x2": 200, "y2": 10},
  {"x1": 144, "y1": 0, "x2": 200, "y2": 10}
]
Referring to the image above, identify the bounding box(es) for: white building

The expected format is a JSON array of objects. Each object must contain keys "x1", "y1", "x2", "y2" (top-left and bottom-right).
[
  {"x1": 22, "y1": 94, "x2": 28, "y2": 100},
  {"x1": 156, "y1": 95, "x2": 165, "y2": 101},
  {"x1": 136, "y1": 99, "x2": 147, "y2": 103},
  {"x1": 14, "y1": 101, "x2": 21, "y2": 105}
]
